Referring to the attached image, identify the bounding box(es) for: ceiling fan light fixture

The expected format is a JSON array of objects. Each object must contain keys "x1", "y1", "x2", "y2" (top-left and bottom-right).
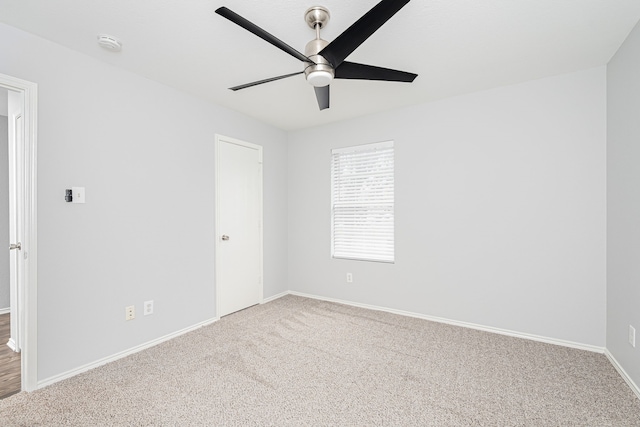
[{"x1": 306, "y1": 69, "x2": 333, "y2": 87}]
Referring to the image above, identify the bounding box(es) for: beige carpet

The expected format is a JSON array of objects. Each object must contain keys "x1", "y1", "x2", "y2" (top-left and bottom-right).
[{"x1": 1, "y1": 295, "x2": 638, "y2": 426}]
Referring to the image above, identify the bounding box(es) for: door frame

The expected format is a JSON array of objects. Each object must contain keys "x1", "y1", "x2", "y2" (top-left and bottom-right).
[
  {"x1": 214, "y1": 134, "x2": 263, "y2": 317},
  {"x1": 1, "y1": 73, "x2": 38, "y2": 392}
]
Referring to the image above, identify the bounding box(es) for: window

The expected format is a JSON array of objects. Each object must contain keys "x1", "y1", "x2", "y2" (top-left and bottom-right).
[{"x1": 331, "y1": 141, "x2": 394, "y2": 263}]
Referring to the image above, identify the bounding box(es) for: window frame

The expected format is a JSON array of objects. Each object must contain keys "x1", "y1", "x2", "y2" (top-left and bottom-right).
[{"x1": 330, "y1": 140, "x2": 395, "y2": 263}]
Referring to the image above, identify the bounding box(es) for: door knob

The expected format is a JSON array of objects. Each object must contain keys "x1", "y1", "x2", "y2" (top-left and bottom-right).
[
  {"x1": 9, "y1": 242, "x2": 21, "y2": 250},
  {"x1": 221, "y1": 235, "x2": 230, "y2": 241}
]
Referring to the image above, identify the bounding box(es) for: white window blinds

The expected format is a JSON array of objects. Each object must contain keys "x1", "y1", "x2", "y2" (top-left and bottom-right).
[{"x1": 331, "y1": 141, "x2": 394, "y2": 263}]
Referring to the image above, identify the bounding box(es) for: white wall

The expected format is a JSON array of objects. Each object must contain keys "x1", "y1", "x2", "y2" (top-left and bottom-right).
[
  {"x1": 0, "y1": 113, "x2": 8, "y2": 310},
  {"x1": 288, "y1": 67, "x2": 607, "y2": 347},
  {"x1": 0, "y1": 19, "x2": 613, "y2": 384},
  {"x1": 607, "y1": 20, "x2": 640, "y2": 390},
  {"x1": 0, "y1": 23, "x2": 288, "y2": 381}
]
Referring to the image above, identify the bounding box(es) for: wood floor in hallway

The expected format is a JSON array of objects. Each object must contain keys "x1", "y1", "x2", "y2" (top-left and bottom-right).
[{"x1": 0, "y1": 313, "x2": 21, "y2": 399}]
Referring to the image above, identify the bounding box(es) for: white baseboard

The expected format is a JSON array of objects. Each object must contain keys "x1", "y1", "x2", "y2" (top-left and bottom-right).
[
  {"x1": 0, "y1": 307, "x2": 10, "y2": 315},
  {"x1": 262, "y1": 291, "x2": 289, "y2": 304},
  {"x1": 288, "y1": 291, "x2": 605, "y2": 354},
  {"x1": 37, "y1": 316, "x2": 219, "y2": 390},
  {"x1": 605, "y1": 350, "x2": 640, "y2": 400}
]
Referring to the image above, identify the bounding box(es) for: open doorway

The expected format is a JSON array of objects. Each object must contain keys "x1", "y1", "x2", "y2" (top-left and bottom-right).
[
  {"x1": 0, "y1": 87, "x2": 21, "y2": 398},
  {"x1": 0, "y1": 73, "x2": 38, "y2": 394}
]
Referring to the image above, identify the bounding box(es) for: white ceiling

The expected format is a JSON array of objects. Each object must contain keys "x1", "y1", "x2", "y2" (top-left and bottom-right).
[{"x1": 1, "y1": 0, "x2": 640, "y2": 131}]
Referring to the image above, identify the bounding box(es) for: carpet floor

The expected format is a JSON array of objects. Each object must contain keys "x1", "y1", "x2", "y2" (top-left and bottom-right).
[{"x1": 1, "y1": 295, "x2": 639, "y2": 426}]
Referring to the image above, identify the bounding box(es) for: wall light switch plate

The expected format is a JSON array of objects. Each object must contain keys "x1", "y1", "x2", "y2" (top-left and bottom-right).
[
  {"x1": 71, "y1": 187, "x2": 85, "y2": 204},
  {"x1": 630, "y1": 325, "x2": 636, "y2": 348}
]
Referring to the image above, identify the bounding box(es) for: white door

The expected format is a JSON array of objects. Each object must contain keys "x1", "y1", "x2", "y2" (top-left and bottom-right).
[
  {"x1": 7, "y1": 89, "x2": 23, "y2": 353},
  {"x1": 215, "y1": 135, "x2": 263, "y2": 317}
]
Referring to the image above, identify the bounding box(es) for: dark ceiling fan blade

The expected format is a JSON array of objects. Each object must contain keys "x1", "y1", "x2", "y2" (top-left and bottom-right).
[
  {"x1": 216, "y1": 7, "x2": 315, "y2": 64},
  {"x1": 319, "y1": 0, "x2": 410, "y2": 68},
  {"x1": 229, "y1": 72, "x2": 303, "y2": 91},
  {"x1": 335, "y1": 61, "x2": 417, "y2": 82},
  {"x1": 314, "y1": 85, "x2": 330, "y2": 110}
]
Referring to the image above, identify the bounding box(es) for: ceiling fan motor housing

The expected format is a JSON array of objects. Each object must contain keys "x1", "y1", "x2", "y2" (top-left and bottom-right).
[{"x1": 304, "y1": 38, "x2": 334, "y2": 87}]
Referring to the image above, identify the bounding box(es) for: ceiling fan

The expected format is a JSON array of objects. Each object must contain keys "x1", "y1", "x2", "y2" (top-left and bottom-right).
[{"x1": 215, "y1": 0, "x2": 418, "y2": 110}]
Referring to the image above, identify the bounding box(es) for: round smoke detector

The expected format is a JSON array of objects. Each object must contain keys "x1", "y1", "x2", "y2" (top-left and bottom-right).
[{"x1": 97, "y1": 34, "x2": 122, "y2": 52}]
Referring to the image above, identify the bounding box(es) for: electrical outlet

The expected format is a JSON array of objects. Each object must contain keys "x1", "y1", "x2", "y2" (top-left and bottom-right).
[
  {"x1": 346, "y1": 273, "x2": 353, "y2": 283},
  {"x1": 125, "y1": 305, "x2": 135, "y2": 321},
  {"x1": 144, "y1": 300, "x2": 154, "y2": 316},
  {"x1": 630, "y1": 325, "x2": 636, "y2": 348}
]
